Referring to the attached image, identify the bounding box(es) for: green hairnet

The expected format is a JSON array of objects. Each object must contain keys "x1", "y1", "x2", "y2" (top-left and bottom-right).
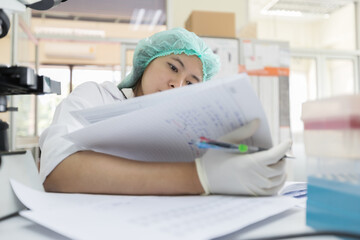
[{"x1": 118, "y1": 28, "x2": 220, "y2": 89}]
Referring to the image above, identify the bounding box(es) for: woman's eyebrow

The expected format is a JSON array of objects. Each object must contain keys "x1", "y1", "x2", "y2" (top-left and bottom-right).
[
  {"x1": 191, "y1": 75, "x2": 201, "y2": 82},
  {"x1": 171, "y1": 56, "x2": 185, "y2": 68}
]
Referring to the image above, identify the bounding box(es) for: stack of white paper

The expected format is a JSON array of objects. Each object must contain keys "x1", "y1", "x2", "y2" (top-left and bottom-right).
[{"x1": 11, "y1": 180, "x2": 300, "y2": 240}]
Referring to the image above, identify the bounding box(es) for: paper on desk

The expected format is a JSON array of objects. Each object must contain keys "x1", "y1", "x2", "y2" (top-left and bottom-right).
[
  {"x1": 65, "y1": 73, "x2": 273, "y2": 163},
  {"x1": 279, "y1": 181, "x2": 307, "y2": 208},
  {"x1": 279, "y1": 181, "x2": 307, "y2": 198},
  {"x1": 10, "y1": 179, "x2": 134, "y2": 212},
  {"x1": 11, "y1": 179, "x2": 300, "y2": 240}
]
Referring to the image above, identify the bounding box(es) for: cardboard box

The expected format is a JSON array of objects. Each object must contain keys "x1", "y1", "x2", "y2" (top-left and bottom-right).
[{"x1": 185, "y1": 11, "x2": 235, "y2": 38}]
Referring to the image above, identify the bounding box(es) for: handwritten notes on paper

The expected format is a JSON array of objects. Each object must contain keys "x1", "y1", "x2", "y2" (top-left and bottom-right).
[{"x1": 66, "y1": 73, "x2": 273, "y2": 162}]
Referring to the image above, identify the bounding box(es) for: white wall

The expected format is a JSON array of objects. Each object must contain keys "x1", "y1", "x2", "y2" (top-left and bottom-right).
[
  {"x1": 317, "y1": 3, "x2": 356, "y2": 50},
  {"x1": 256, "y1": 3, "x2": 356, "y2": 50},
  {"x1": 257, "y1": 18, "x2": 318, "y2": 48}
]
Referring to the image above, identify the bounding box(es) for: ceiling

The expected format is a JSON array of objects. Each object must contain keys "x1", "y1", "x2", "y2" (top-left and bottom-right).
[
  {"x1": 262, "y1": 0, "x2": 354, "y2": 16},
  {"x1": 31, "y1": 0, "x2": 355, "y2": 24},
  {"x1": 32, "y1": 0, "x2": 167, "y2": 24}
]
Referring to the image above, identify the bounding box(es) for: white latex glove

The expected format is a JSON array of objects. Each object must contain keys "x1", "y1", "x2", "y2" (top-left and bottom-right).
[{"x1": 195, "y1": 120, "x2": 292, "y2": 196}]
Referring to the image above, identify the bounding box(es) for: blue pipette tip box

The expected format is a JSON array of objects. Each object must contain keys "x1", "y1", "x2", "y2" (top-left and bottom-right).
[{"x1": 306, "y1": 176, "x2": 360, "y2": 234}]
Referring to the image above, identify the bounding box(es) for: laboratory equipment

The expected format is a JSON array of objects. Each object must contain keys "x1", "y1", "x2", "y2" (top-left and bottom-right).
[
  {"x1": 0, "y1": 0, "x2": 65, "y2": 220},
  {"x1": 0, "y1": 0, "x2": 67, "y2": 40},
  {"x1": 0, "y1": 66, "x2": 61, "y2": 220}
]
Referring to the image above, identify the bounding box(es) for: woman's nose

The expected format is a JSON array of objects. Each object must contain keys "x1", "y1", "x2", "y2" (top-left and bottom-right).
[{"x1": 169, "y1": 78, "x2": 185, "y2": 88}]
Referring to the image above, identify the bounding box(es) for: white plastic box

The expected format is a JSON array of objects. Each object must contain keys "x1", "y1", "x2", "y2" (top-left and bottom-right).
[{"x1": 301, "y1": 94, "x2": 360, "y2": 159}]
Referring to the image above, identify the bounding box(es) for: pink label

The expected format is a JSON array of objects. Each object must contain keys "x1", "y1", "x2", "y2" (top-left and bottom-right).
[{"x1": 304, "y1": 116, "x2": 360, "y2": 130}]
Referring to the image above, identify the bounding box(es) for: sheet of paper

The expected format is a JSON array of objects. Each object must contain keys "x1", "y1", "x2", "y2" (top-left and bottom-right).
[
  {"x1": 71, "y1": 78, "x2": 207, "y2": 126},
  {"x1": 279, "y1": 181, "x2": 307, "y2": 197},
  {"x1": 243, "y1": 41, "x2": 253, "y2": 57},
  {"x1": 279, "y1": 181, "x2": 307, "y2": 208},
  {"x1": 11, "y1": 180, "x2": 299, "y2": 240},
  {"x1": 65, "y1": 73, "x2": 273, "y2": 162},
  {"x1": 10, "y1": 179, "x2": 135, "y2": 212},
  {"x1": 201, "y1": 37, "x2": 239, "y2": 79},
  {"x1": 255, "y1": 44, "x2": 280, "y2": 67}
]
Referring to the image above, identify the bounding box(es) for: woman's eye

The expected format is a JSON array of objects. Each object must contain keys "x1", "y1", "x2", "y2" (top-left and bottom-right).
[
  {"x1": 186, "y1": 81, "x2": 193, "y2": 85},
  {"x1": 168, "y1": 63, "x2": 178, "y2": 72}
]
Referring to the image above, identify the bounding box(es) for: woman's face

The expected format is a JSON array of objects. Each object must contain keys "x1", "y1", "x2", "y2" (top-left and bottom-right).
[{"x1": 135, "y1": 54, "x2": 203, "y2": 96}]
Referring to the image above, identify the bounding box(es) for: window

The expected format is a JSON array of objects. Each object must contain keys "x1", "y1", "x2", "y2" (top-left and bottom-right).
[
  {"x1": 322, "y1": 58, "x2": 356, "y2": 98},
  {"x1": 36, "y1": 65, "x2": 122, "y2": 135},
  {"x1": 289, "y1": 57, "x2": 317, "y2": 136},
  {"x1": 72, "y1": 66, "x2": 120, "y2": 90}
]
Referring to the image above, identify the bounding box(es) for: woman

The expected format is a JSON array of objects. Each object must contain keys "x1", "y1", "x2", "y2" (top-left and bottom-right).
[{"x1": 40, "y1": 28, "x2": 291, "y2": 196}]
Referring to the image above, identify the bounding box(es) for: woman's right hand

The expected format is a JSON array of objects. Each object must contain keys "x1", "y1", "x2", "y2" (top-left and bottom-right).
[
  {"x1": 195, "y1": 140, "x2": 291, "y2": 196},
  {"x1": 194, "y1": 119, "x2": 292, "y2": 196}
]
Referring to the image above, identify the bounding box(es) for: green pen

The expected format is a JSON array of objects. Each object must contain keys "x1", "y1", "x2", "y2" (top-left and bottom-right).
[
  {"x1": 197, "y1": 137, "x2": 294, "y2": 158},
  {"x1": 197, "y1": 137, "x2": 261, "y2": 153}
]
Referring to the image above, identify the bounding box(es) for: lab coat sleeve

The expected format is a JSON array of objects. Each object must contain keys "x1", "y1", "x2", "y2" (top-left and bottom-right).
[{"x1": 39, "y1": 82, "x2": 116, "y2": 183}]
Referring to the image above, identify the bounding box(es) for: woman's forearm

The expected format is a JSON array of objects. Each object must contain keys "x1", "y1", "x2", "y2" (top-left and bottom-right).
[{"x1": 43, "y1": 151, "x2": 205, "y2": 195}]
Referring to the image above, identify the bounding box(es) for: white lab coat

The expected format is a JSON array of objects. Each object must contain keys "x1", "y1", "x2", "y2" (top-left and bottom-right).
[{"x1": 39, "y1": 81, "x2": 133, "y2": 183}]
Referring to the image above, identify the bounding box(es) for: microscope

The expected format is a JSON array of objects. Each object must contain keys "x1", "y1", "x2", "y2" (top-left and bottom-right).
[{"x1": 0, "y1": 0, "x2": 65, "y2": 220}]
